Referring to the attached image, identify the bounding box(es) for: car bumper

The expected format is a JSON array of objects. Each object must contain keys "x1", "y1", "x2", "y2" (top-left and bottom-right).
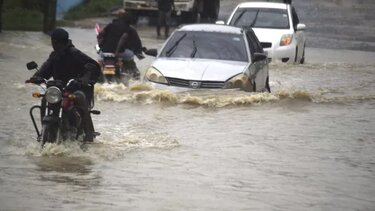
[
  {"x1": 264, "y1": 43, "x2": 296, "y2": 63},
  {"x1": 148, "y1": 82, "x2": 195, "y2": 93},
  {"x1": 145, "y1": 81, "x2": 244, "y2": 93}
]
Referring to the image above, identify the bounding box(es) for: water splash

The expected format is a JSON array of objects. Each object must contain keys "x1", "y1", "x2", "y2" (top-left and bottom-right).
[
  {"x1": 24, "y1": 130, "x2": 179, "y2": 161},
  {"x1": 94, "y1": 83, "x2": 344, "y2": 107},
  {"x1": 25, "y1": 141, "x2": 87, "y2": 157}
]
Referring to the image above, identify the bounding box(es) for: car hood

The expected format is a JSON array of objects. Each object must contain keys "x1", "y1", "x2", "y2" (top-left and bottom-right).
[
  {"x1": 253, "y1": 28, "x2": 292, "y2": 44},
  {"x1": 152, "y1": 58, "x2": 248, "y2": 81}
]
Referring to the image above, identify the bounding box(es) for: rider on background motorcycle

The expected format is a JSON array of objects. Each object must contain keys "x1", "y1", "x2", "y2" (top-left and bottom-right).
[
  {"x1": 97, "y1": 10, "x2": 144, "y2": 80},
  {"x1": 27, "y1": 28, "x2": 101, "y2": 142}
]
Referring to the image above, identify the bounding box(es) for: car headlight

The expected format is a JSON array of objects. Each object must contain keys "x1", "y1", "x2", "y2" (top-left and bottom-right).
[
  {"x1": 280, "y1": 34, "x2": 293, "y2": 46},
  {"x1": 145, "y1": 67, "x2": 169, "y2": 85},
  {"x1": 45, "y1": 86, "x2": 62, "y2": 104},
  {"x1": 224, "y1": 73, "x2": 252, "y2": 91}
]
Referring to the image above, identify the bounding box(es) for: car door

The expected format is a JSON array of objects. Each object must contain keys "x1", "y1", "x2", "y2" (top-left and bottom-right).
[
  {"x1": 290, "y1": 5, "x2": 304, "y2": 61},
  {"x1": 245, "y1": 30, "x2": 269, "y2": 91}
]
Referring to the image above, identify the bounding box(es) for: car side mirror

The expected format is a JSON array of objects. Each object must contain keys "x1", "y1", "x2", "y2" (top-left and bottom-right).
[
  {"x1": 26, "y1": 61, "x2": 38, "y2": 70},
  {"x1": 252, "y1": 53, "x2": 267, "y2": 62},
  {"x1": 260, "y1": 42, "x2": 272, "y2": 49},
  {"x1": 144, "y1": 48, "x2": 158, "y2": 57},
  {"x1": 296, "y1": 23, "x2": 306, "y2": 31}
]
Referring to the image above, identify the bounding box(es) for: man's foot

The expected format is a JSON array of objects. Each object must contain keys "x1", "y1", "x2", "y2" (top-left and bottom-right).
[{"x1": 83, "y1": 133, "x2": 94, "y2": 143}]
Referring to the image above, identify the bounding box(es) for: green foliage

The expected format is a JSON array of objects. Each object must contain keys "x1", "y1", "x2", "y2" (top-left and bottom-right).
[
  {"x1": 4, "y1": 0, "x2": 23, "y2": 9},
  {"x1": 3, "y1": 8, "x2": 43, "y2": 31},
  {"x1": 4, "y1": 0, "x2": 43, "y2": 10},
  {"x1": 64, "y1": 0, "x2": 122, "y2": 20}
]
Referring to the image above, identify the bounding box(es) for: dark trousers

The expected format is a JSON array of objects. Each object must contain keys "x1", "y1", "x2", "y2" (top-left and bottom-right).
[
  {"x1": 74, "y1": 90, "x2": 95, "y2": 141},
  {"x1": 157, "y1": 10, "x2": 172, "y2": 37}
]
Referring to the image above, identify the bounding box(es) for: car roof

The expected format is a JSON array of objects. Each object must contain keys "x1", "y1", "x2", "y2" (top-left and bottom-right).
[
  {"x1": 178, "y1": 24, "x2": 244, "y2": 35},
  {"x1": 237, "y1": 2, "x2": 288, "y2": 10}
]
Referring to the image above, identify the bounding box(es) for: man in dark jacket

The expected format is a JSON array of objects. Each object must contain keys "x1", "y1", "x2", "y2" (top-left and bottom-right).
[
  {"x1": 156, "y1": 0, "x2": 175, "y2": 38},
  {"x1": 97, "y1": 11, "x2": 143, "y2": 79},
  {"x1": 28, "y1": 28, "x2": 101, "y2": 142}
]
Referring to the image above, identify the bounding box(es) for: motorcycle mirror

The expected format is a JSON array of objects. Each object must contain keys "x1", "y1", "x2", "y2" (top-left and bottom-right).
[
  {"x1": 26, "y1": 61, "x2": 38, "y2": 70},
  {"x1": 144, "y1": 49, "x2": 158, "y2": 57}
]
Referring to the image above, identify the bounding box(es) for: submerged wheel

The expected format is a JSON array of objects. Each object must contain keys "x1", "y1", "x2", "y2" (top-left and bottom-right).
[
  {"x1": 41, "y1": 124, "x2": 56, "y2": 147},
  {"x1": 300, "y1": 46, "x2": 305, "y2": 64},
  {"x1": 265, "y1": 76, "x2": 271, "y2": 93},
  {"x1": 294, "y1": 47, "x2": 298, "y2": 63},
  {"x1": 252, "y1": 81, "x2": 256, "y2": 92}
]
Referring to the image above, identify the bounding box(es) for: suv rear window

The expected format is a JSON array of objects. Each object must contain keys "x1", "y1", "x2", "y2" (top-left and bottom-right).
[{"x1": 230, "y1": 8, "x2": 290, "y2": 29}]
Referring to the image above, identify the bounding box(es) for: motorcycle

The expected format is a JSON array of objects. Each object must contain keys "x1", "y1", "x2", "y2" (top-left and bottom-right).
[
  {"x1": 95, "y1": 23, "x2": 143, "y2": 84},
  {"x1": 96, "y1": 50, "x2": 124, "y2": 84},
  {"x1": 26, "y1": 61, "x2": 100, "y2": 147}
]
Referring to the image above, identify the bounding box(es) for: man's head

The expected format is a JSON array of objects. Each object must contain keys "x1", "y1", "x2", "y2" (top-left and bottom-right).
[
  {"x1": 51, "y1": 28, "x2": 69, "y2": 52},
  {"x1": 117, "y1": 9, "x2": 132, "y2": 24}
]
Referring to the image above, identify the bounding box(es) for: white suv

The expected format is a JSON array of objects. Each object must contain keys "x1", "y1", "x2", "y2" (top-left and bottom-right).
[{"x1": 227, "y1": 1, "x2": 306, "y2": 64}]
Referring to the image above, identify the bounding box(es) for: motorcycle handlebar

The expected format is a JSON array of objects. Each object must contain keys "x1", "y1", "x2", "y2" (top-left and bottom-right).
[
  {"x1": 25, "y1": 77, "x2": 46, "y2": 85},
  {"x1": 26, "y1": 78, "x2": 95, "y2": 87}
]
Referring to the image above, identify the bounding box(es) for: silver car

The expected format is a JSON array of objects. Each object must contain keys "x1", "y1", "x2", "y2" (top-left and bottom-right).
[
  {"x1": 227, "y1": 2, "x2": 306, "y2": 64},
  {"x1": 144, "y1": 24, "x2": 270, "y2": 92}
]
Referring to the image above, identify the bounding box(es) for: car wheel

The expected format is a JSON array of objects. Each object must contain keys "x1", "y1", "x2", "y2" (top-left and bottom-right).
[
  {"x1": 265, "y1": 76, "x2": 271, "y2": 93},
  {"x1": 252, "y1": 81, "x2": 256, "y2": 92},
  {"x1": 300, "y1": 46, "x2": 305, "y2": 64}
]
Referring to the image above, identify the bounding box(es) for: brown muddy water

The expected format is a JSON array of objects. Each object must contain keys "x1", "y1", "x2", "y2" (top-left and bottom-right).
[{"x1": 1, "y1": 2, "x2": 375, "y2": 210}]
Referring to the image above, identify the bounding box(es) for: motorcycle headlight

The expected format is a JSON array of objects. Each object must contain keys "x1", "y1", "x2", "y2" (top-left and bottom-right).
[
  {"x1": 45, "y1": 86, "x2": 62, "y2": 104},
  {"x1": 224, "y1": 73, "x2": 252, "y2": 91},
  {"x1": 280, "y1": 34, "x2": 293, "y2": 46},
  {"x1": 145, "y1": 67, "x2": 169, "y2": 85}
]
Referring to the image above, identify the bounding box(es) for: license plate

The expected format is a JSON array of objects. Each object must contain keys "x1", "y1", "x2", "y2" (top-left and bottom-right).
[{"x1": 103, "y1": 67, "x2": 116, "y2": 75}]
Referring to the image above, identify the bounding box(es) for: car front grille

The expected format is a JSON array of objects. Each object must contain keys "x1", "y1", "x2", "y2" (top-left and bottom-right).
[
  {"x1": 200, "y1": 81, "x2": 225, "y2": 89},
  {"x1": 165, "y1": 77, "x2": 225, "y2": 89},
  {"x1": 166, "y1": 77, "x2": 190, "y2": 87}
]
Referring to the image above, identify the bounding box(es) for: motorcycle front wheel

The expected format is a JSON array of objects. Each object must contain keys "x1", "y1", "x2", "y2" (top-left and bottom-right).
[{"x1": 41, "y1": 123, "x2": 57, "y2": 147}]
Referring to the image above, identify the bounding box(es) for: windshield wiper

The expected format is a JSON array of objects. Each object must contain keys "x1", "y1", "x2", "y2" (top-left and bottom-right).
[
  {"x1": 166, "y1": 33, "x2": 187, "y2": 57},
  {"x1": 250, "y1": 10, "x2": 260, "y2": 27},
  {"x1": 190, "y1": 39, "x2": 197, "y2": 58},
  {"x1": 233, "y1": 10, "x2": 246, "y2": 26}
]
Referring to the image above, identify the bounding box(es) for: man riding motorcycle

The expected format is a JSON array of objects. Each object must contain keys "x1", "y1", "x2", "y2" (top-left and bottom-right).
[
  {"x1": 27, "y1": 28, "x2": 101, "y2": 142},
  {"x1": 97, "y1": 10, "x2": 144, "y2": 80}
]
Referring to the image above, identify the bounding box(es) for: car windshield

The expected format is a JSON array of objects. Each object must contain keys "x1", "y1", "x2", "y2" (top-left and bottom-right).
[
  {"x1": 230, "y1": 8, "x2": 290, "y2": 29},
  {"x1": 160, "y1": 31, "x2": 248, "y2": 62}
]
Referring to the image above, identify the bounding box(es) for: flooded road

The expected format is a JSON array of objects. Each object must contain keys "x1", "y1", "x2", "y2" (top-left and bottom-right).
[{"x1": 1, "y1": 1, "x2": 375, "y2": 210}]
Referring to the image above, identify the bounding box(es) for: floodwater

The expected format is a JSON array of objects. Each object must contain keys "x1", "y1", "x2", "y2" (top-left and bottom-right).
[{"x1": 1, "y1": 1, "x2": 375, "y2": 210}]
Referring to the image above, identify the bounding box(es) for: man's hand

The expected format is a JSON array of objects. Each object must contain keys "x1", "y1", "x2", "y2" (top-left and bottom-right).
[
  {"x1": 79, "y1": 77, "x2": 89, "y2": 86},
  {"x1": 79, "y1": 72, "x2": 91, "y2": 86},
  {"x1": 136, "y1": 53, "x2": 145, "y2": 60}
]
